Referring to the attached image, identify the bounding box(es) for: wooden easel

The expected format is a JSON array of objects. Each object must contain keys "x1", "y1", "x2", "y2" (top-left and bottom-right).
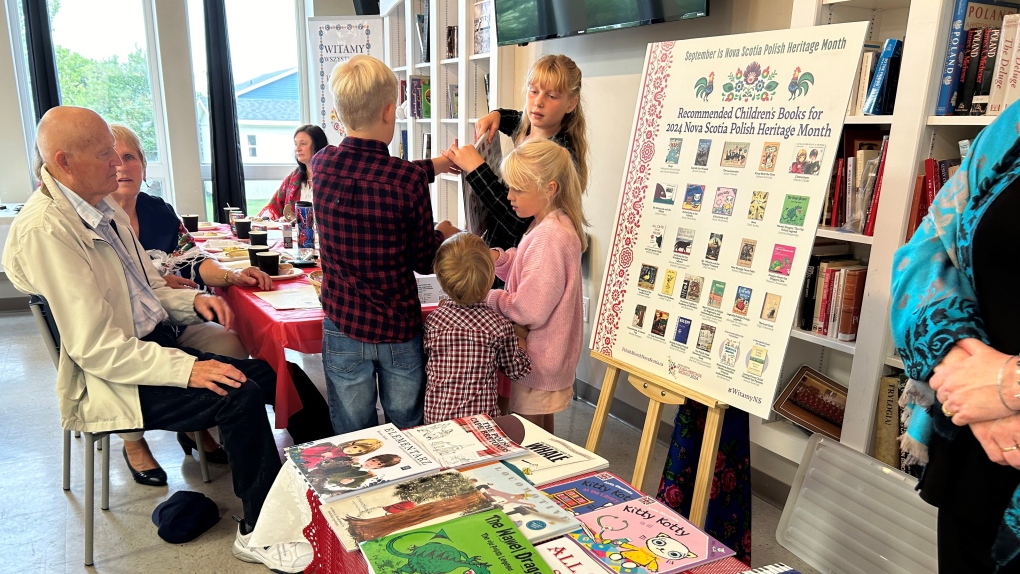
[{"x1": 585, "y1": 351, "x2": 727, "y2": 529}]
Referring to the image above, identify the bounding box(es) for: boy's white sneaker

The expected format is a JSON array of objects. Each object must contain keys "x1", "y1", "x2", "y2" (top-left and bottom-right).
[{"x1": 232, "y1": 524, "x2": 313, "y2": 574}]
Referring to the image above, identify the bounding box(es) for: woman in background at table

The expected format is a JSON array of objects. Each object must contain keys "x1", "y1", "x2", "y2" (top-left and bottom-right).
[
  {"x1": 444, "y1": 54, "x2": 590, "y2": 251},
  {"x1": 109, "y1": 124, "x2": 273, "y2": 485},
  {"x1": 485, "y1": 139, "x2": 586, "y2": 434},
  {"x1": 259, "y1": 124, "x2": 329, "y2": 220}
]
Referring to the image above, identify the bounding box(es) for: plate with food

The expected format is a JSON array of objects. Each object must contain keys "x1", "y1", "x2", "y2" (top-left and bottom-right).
[
  {"x1": 197, "y1": 222, "x2": 220, "y2": 231},
  {"x1": 192, "y1": 230, "x2": 232, "y2": 240},
  {"x1": 215, "y1": 246, "x2": 251, "y2": 261},
  {"x1": 270, "y1": 266, "x2": 303, "y2": 280}
]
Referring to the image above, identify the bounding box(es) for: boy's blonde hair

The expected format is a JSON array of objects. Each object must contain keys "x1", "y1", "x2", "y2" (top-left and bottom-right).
[
  {"x1": 433, "y1": 233, "x2": 494, "y2": 305},
  {"x1": 502, "y1": 139, "x2": 588, "y2": 251},
  {"x1": 328, "y1": 55, "x2": 398, "y2": 131},
  {"x1": 514, "y1": 54, "x2": 589, "y2": 194}
]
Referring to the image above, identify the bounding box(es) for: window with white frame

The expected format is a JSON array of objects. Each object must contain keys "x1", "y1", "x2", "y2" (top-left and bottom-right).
[{"x1": 187, "y1": 0, "x2": 308, "y2": 219}]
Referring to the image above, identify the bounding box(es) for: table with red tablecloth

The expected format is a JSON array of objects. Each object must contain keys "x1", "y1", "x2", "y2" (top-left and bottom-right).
[{"x1": 220, "y1": 270, "x2": 437, "y2": 428}]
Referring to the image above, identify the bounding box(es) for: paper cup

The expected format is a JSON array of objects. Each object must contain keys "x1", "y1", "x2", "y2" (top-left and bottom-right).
[
  {"x1": 249, "y1": 230, "x2": 268, "y2": 246},
  {"x1": 247, "y1": 245, "x2": 270, "y2": 267},
  {"x1": 234, "y1": 219, "x2": 252, "y2": 240},
  {"x1": 182, "y1": 214, "x2": 199, "y2": 233},
  {"x1": 256, "y1": 251, "x2": 280, "y2": 276}
]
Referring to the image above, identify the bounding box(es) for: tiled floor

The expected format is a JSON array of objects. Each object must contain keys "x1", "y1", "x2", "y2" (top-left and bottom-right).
[{"x1": 0, "y1": 309, "x2": 817, "y2": 573}]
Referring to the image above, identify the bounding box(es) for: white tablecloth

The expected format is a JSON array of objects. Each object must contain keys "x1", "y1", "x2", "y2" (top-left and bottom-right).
[{"x1": 250, "y1": 460, "x2": 312, "y2": 547}]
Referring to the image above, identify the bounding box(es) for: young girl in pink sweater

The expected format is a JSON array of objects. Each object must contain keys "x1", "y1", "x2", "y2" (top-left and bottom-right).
[{"x1": 486, "y1": 139, "x2": 588, "y2": 432}]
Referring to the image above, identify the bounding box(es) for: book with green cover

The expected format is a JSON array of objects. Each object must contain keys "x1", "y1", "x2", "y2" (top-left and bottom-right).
[
  {"x1": 779, "y1": 194, "x2": 810, "y2": 226},
  {"x1": 422, "y1": 78, "x2": 432, "y2": 118},
  {"x1": 360, "y1": 509, "x2": 555, "y2": 574}
]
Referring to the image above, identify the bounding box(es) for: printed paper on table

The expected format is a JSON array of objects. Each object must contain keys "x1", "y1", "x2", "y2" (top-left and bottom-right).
[{"x1": 404, "y1": 414, "x2": 528, "y2": 469}]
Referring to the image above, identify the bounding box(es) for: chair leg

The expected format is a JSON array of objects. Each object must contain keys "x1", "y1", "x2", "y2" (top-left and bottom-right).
[
  {"x1": 196, "y1": 433, "x2": 210, "y2": 483},
  {"x1": 101, "y1": 435, "x2": 110, "y2": 511},
  {"x1": 84, "y1": 433, "x2": 95, "y2": 567},
  {"x1": 63, "y1": 430, "x2": 71, "y2": 491}
]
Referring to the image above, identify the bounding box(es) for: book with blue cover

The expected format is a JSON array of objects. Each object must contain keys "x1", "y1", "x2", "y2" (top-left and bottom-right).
[
  {"x1": 935, "y1": 0, "x2": 970, "y2": 115},
  {"x1": 542, "y1": 471, "x2": 643, "y2": 516},
  {"x1": 862, "y1": 38, "x2": 903, "y2": 115}
]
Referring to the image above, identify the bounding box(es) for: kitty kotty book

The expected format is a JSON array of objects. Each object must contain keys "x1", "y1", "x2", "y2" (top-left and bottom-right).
[{"x1": 568, "y1": 496, "x2": 735, "y2": 574}]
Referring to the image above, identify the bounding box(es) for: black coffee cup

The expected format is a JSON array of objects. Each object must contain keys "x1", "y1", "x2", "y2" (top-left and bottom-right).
[
  {"x1": 234, "y1": 219, "x2": 251, "y2": 240},
  {"x1": 249, "y1": 230, "x2": 268, "y2": 246},
  {"x1": 247, "y1": 245, "x2": 270, "y2": 267},
  {"x1": 182, "y1": 214, "x2": 199, "y2": 233},
  {"x1": 256, "y1": 251, "x2": 280, "y2": 276}
]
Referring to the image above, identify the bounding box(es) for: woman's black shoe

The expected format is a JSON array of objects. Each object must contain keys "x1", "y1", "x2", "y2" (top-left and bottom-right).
[
  {"x1": 121, "y1": 447, "x2": 167, "y2": 487},
  {"x1": 177, "y1": 432, "x2": 229, "y2": 464}
]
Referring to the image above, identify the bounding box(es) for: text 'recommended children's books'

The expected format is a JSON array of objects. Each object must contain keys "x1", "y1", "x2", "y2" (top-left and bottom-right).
[
  {"x1": 360, "y1": 509, "x2": 555, "y2": 574},
  {"x1": 321, "y1": 469, "x2": 494, "y2": 551},
  {"x1": 405, "y1": 414, "x2": 529, "y2": 469},
  {"x1": 569, "y1": 496, "x2": 735, "y2": 573},
  {"x1": 285, "y1": 423, "x2": 441, "y2": 503},
  {"x1": 460, "y1": 463, "x2": 581, "y2": 542},
  {"x1": 495, "y1": 415, "x2": 609, "y2": 486}
]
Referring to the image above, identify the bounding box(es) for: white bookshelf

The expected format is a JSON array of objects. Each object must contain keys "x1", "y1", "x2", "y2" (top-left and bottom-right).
[{"x1": 381, "y1": 0, "x2": 515, "y2": 226}]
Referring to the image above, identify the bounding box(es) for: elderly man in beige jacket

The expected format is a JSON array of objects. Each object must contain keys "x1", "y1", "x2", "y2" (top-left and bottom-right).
[{"x1": 2, "y1": 107, "x2": 309, "y2": 573}]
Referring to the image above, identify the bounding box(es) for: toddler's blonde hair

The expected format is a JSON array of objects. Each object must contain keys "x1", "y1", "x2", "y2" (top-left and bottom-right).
[
  {"x1": 434, "y1": 233, "x2": 494, "y2": 305},
  {"x1": 502, "y1": 139, "x2": 588, "y2": 251},
  {"x1": 329, "y1": 55, "x2": 398, "y2": 131}
]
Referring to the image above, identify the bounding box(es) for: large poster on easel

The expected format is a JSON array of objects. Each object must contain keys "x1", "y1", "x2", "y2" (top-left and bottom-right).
[
  {"x1": 591, "y1": 23, "x2": 869, "y2": 419},
  {"x1": 307, "y1": 16, "x2": 384, "y2": 144}
]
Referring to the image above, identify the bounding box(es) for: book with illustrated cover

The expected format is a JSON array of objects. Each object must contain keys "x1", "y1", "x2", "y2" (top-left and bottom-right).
[
  {"x1": 638, "y1": 264, "x2": 658, "y2": 290},
  {"x1": 665, "y1": 138, "x2": 683, "y2": 164},
  {"x1": 285, "y1": 423, "x2": 441, "y2": 503},
  {"x1": 720, "y1": 141, "x2": 749, "y2": 168},
  {"x1": 747, "y1": 345, "x2": 768, "y2": 376},
  {"x1": 696, "y1": 323, "x2": 716, "y2": 353},
  {"x1": 653, "y1": 182, "x2": 677, "y2": 205},
  {"x1": 673, "y1": 317, "x2": 692, "y2": 344},
  {"x1": 633, "y1": 304, "x2": 647, "y2": 328},
  {"x1": 682, "y1": 184, "x2": 704, "y2": 211},
  {"x1": 674, "y1": 227, "x2": 695, "y2": 255},
  {"x1": 760, "y1": 293, "x2": 781, "y2": 322},
  {"x1": 361, "y1": 509, "x2": 555, "y2": 574},
  {"x1": 769, "y1": 244, "x2": 796, "y2": 276},
  {"x1": 747, "y1": 190, "x2": 768, "y2": 220},
  {"x1": 705, "y1": 233, "x2": 723, "y2": 261},
  {"x1": 542, "y1": 471, "x2": 643, "y2": 516},
  {"x1": 720, "y1": 336, "x2": 740, "y2": 368},
  {"x1": 779, "y1": 194, "x2": 810, "y2": 226},
  {"x1": 694, "y1": 139, "x2": 712, "y2": 166},
  {"x1": 535, "y1": 536, "x2": 610, "y2": 574},
  {"x1": 711, "y1": 187, "x2": 737, "y2": 216},
  {"x1": 651, "y1": 310, "x2": 669, "y2": 337},
  {"x1": 758, "y1": 142, "x2": 780, "y2": 172},
  {"x1": 732, "y1": 286, "x2": 752, "y2": 316},
  {"x1": 448, "y1": 84, "x2": 459, "y2": 118},
  {"x1": 495, "y1": 415, "x2": 609, "y2": 486},
  {"x1": 463, "y1": 133, "x2": 502, "y2": 235},
  {"x1": 405, "y1": 414, "x2": 528, "y2": 470},
  {"x1": 568, "y1": 496, "x2": 735, "y2": 574},
  {"x1": 789, "y1": 144, "x2": 824, "y2": 176},
  {"x1": 661, "y1": 269, "x2": 677, "y2": 296},
  {"x1": 460, "y1": 463, "x2": 581, "y2": 543},
  {"x1": 737, "y1": 238, "x2": 757, "y2": 269},
  {"x1": 321, "y1": 469, "x2": 493, "y2": 551},
  {"x1": 707, "y1": 280, "x2": 725, "y2": 309},
  {"x1": 422, "y1": 77, "x2": 432, "y2": 118},
  {"x1": 649, "y1": 224, "x2": 665, "y2": 249},
  {"x1": 680, "y1": 274, "x2": 703, "y2": 303},
  {"x1": 473, "y1": 0, "x2": 493, "y2": 55}
]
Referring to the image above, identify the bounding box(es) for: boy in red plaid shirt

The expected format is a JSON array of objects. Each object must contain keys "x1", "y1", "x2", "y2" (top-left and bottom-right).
[{"x1": 423, "y1": 233, "x2": 531, "y2": 423}]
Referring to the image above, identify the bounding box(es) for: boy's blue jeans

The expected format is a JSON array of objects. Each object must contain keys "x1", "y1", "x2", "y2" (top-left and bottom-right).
[{"x1": 321, "y1": 317, "x2": 425, "y2": 434}]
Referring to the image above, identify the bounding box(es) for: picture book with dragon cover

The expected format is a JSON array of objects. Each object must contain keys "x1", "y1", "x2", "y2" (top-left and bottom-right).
[
  {"x1": 568, "y1": 496, "x2": 735, "y2": 574},
  {"x1": 285, "y1": 423, "x2": 441, "y2": 503},
  {"x1": 405, "y1": 414, "x2": 529, "y2": 470},
  {"x1": 321, "y1": 469, "x2": 494, "y2": 551},
  {"x1": 360, "y1": 509, "x2": 556, "y2": 574},
  {"x1": 461, "y1": 462, "x2": 581, "y2": 543}
]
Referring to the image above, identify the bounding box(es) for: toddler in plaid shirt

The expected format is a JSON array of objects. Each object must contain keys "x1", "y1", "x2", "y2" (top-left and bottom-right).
[{"x1": 423, "y1": 233, "x2": 531, "y2": 423}]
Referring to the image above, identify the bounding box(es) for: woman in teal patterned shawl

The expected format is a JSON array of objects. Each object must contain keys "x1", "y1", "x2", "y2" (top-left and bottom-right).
[{"x1": 891, "y1": 101, "x2": 1020, "y2": 572}]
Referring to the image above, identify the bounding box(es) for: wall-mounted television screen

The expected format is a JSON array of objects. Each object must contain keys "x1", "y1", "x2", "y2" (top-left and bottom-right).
[{"x1": 494, "y1": 0, "x2": 709, "y2": 46}]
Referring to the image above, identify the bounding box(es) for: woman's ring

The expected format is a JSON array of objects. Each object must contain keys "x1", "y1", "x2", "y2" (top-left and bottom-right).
[
  {"x1": 941, "y1": 403, "x2": 955, "y2": 418},
  {"x1": 1003, "y1": 445, "x2": 1019, "y2": 452}
]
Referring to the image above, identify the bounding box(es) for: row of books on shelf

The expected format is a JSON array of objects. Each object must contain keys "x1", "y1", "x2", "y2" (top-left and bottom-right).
[
  {"x1": 287, "y1": 414, "x2": 743, "y2": 573},
  {"x1": 796, "y1": 242, "x2": 868, "y2": 343},
  {"x1": 903, "y1": 140, "x2": 969, "y2": 241},
  {"x1": 936, "y1": 0, "x2": 1020, "y2": 116},
  {"x1": 408, "y1": 76, "x2": 432, "y2": 119},
  {"x1": 847, "y1": 38, "x2": 902, "y2": 116},
  {"x1": 819, "y1": 134, "x2": 890, "y2": 236},
  {"x1": 413, "y1": 0, "x2": 494, "y2": 62},
  {"x1": 875, "y1": 372, "x2": 924, "y2": 480}
]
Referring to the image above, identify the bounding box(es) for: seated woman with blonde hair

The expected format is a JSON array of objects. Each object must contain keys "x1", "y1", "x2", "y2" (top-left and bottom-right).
[{"x1": 109, "y1": 124, "x2": 274, "y2": 485}]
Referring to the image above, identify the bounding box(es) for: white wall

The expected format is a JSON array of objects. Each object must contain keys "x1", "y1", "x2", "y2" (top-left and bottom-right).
[
  {"x1": 511, "y1": 0, "x2": 793, "y2": 417},
  {"x1": 0, "y1": 4, "x2": 32, "y2": 205}
]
